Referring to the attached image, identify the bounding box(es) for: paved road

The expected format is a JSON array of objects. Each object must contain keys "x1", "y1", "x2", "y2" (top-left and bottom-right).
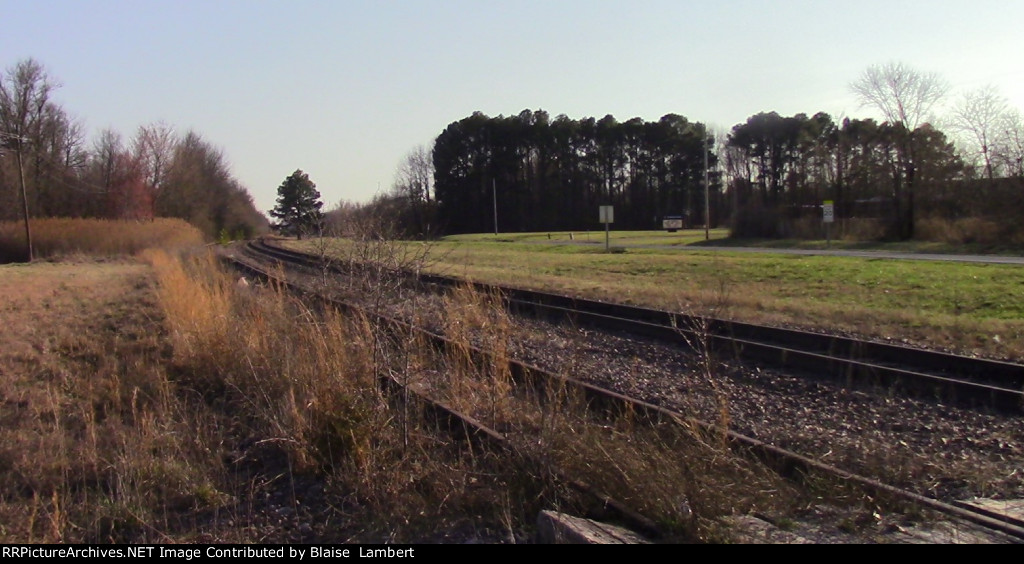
[
  {"x1": 667, "y1": 245, "x2": 1024, "y2": 265},
  {"x1": 536, "y1": 239, "x2": 1024, "y2": 265}
]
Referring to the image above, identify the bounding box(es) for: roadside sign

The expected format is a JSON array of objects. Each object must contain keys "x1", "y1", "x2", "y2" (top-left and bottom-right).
[
  {"x1": 823, "y1": 200, "x2": 834, "y2": 224},
  {"x1": 662, "y1": 216, "x2": 683, "y2": 231}
]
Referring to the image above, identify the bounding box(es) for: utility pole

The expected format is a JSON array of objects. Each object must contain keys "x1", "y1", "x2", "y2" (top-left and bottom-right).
[
  {"x1": 1, "y1": 131, "x2": 32, "y2": 262},
  {"x1": 493, "y1": 178, "x2": 498, "y2": 236},
  {"x1": 704, "y1": 126, "x2": 710, "y2": 241}
]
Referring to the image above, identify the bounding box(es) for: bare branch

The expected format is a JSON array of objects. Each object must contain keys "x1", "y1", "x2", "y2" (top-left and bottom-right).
[{"x1": 850, "y1": 62, "x2": 948, "y2": 130}]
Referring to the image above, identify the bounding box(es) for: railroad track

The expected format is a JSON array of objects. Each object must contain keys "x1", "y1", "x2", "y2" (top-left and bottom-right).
[
  {"x1": 228, "y1": 242, "x2": 1024, "y2": 542},
  {"x1": 248, "y1": 238, "x2": 1024, "y2": 413}
]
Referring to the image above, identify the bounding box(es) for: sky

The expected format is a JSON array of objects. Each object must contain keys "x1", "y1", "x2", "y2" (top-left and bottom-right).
[{"x1": 3, "y1": 0, "x2": 1023, "y2": 215}]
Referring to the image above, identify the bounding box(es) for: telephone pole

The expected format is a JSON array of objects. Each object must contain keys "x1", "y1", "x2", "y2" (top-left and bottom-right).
[
  {"x1": 1, "y1": 131, "x2": 33, "y2": 262},
  {"x1": 704, "y1": 126, "x2": 710, "y2": 241}
]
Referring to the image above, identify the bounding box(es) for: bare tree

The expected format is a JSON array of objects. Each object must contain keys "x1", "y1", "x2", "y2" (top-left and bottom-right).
[
  {"x1": 851, "y1": 62, "x2": 948, "y2": 130},
  {"x1": 0, "y1": 58, "x2": 59, "y2": 259},
  {"x1": 995, "y1": 108, "x2": 1024, "y2": 178},
  {"x1": 395, "y1": 144, "x2": 433, "y2": 204},
  {"x1": 131, "y1": 121, "x2": 177, "y2": 191},
  {"x1": 851, "y1": 62, "x2": 949, "y2": 239},
  {"x1": 51, "y1": 110, "x2": 87, "y2": 173},
  {"x1": 389, "y1": 144, "x2": 436, "y2": 237},
  {"x1": 950, "y1": 85, "x2": 1009, "y2": 180},
  {"x1": 0, "y1": 59, "x2": 57, "y2": 144},
  {"x1": 90, "y1": 128, "x2": 123, "y2": 190}
]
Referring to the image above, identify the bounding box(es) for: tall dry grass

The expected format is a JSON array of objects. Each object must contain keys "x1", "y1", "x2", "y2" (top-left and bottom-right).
[
  {"x1": 0, "y1": 218, "x2": 204, "y2": 261},
  {"x1": 148, "y1": 250, "x2": 379, "y2": 472},
  {"x1": 147, "y1": 250, "x2": 538, "y2": 540}
]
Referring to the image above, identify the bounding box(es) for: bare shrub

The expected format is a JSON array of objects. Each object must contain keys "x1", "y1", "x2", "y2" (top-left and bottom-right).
[
  {"x1": 916, "y1": 216, "x2": 1003, "y2": 245},
  {"x1": 421, "y1": 278, "x2": 799, "y2": 541},
  {"x1": 837, "y1": 218, "x2": 888, "y2": 241}
]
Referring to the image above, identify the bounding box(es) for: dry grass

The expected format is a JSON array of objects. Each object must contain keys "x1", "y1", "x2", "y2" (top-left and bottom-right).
[
  {"x1": 0, "y1": 244, "x2": 872, "y2": 543},
  {"x1": 0, "y1": 259, "x2": 226, "y2": 542},
  {"x1": 0, "y1": 252, "x2": 526, "y2": 542},
  {"x1": 161, "y1": 250, "x2": 817, "y2": 541},
  {"x1": 147, "y1": 251, "x2": 539, "y2": 541},
  {"x1": 0, "y1": 218, "x2": 204, "y2": 262}
]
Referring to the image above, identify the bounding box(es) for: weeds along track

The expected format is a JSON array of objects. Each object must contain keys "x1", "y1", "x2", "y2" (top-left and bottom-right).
[
  {"x1": 252, "y1": 238, "x2": 1024, "y2": 413},
  {"x1": 228, "y1": 241, "x2": 1024, "y2": 542}
]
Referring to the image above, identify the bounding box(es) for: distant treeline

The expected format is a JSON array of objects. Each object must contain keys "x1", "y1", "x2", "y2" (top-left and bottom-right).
[
  {"x1": 0, "y1": 59, "x2": 267, "y2": 242},
  {"x1": 396, "y1": 107, "x2": 1023, "y2": 243},
  {"x1": 431, "y1": 110, "x2": 718, "y2": 234}
]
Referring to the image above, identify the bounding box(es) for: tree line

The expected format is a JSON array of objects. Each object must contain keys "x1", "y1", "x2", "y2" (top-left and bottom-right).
[
  {"x1": 429, "y1": 109, "x2": 717, "y2": 234},
  {"x1": 0, "y1": 58, "x2": 267, "y2": 240},
  {"x1": 723, "y1": 111, "x2": 968, "y2": 239},
  {"x1": 373, "y1": 62, "x2": 1023, "y2": 242}
]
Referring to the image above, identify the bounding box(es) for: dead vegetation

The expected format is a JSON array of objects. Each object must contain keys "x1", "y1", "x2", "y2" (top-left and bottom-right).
[
  {"x1": 0, "y1": 217, "x2": 204, "y2": 262},
  {"x1": 0, "y1": 258, "x2": 220, "y2": 542}
]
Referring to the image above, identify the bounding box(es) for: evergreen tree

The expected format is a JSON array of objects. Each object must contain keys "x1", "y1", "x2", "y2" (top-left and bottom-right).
[{"x1": 270, "y1": 169, "x2": 323, "y2": 239}]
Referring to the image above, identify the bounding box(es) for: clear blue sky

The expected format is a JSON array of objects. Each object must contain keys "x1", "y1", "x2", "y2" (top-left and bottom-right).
[{"x1": 3, "y1": 0, "x2": 1022, "y2": 215}]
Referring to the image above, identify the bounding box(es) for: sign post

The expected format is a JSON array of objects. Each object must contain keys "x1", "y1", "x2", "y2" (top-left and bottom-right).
[
  {"x1": 822, "y1": 200, "x2": 834, "y2": 248},
  {"x1": 599, "y1": 205, "x2": 614, "y2": 251}
]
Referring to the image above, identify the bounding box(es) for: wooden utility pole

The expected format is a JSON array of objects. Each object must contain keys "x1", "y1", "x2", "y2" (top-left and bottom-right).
[
  {"x1": 704, "y1": 127, "x2": 710, "y2": 241},
  {"x1": 16, "y1": 142, "x2": 32, "y2": 262},
  {"x1": 1, "y1": 131, "x2": 32, "y2": 262}
]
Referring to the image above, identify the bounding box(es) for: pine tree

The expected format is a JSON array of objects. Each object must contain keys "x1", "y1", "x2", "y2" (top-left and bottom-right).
[{"x1": 270, "y1": 169, "x2": 324, "y2": 239}]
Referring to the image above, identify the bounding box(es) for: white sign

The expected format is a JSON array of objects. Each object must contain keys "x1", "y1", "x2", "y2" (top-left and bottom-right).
[
  {"x1": 662, "y1": 218, "x2": 683, "y2": 230},
  {"x1": 599, "y1": 205, "x2": 614, "y2": 224},
  {"x1": 823, "y1": 200, "x2": 834, "y2": 224}
]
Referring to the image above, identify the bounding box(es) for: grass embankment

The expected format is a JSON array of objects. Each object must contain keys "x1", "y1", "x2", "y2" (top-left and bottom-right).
[
  {"x1": 288, "y1": 232, "x2": 1024, "y2": 361},
  {"x1": 0, "y1": 218, "x2": 204, "y2": 262},
  {"x1": 1, "y1": 241, "x2": 820, "y2": 542}
]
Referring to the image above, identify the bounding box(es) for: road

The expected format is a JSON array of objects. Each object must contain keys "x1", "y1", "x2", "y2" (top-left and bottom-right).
[{"x1": 537, "y1": 239, "x2": 1024, "y2": 265}]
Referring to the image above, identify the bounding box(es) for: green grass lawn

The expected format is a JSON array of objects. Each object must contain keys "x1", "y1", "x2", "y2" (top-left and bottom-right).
[{"x1": 445, "y1": 227, "x2": 1024, "y2": 256}]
